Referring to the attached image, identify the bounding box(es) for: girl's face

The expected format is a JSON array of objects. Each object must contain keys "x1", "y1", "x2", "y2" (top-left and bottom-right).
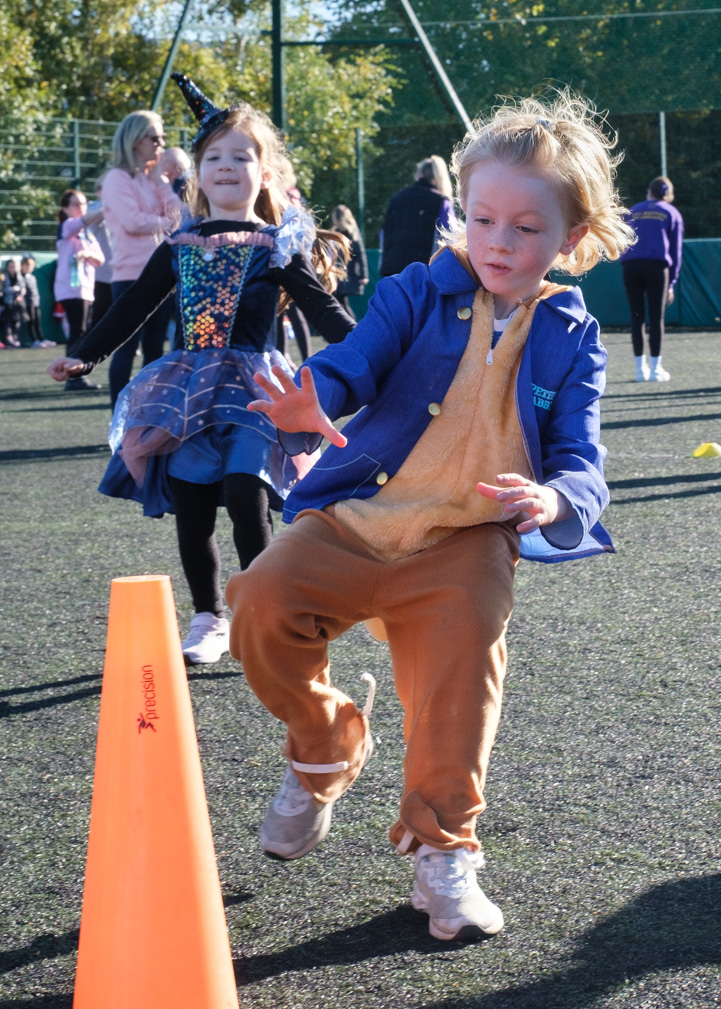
[
  {"x1": 197, "y1": 128, "x2": 269, "y2": 222},
  {"x1": 65, "y1": 193, "x2": 87, "y2": 219},
  {"x1": 464, "y1": 160, "x2": 588, "y2": 318}
]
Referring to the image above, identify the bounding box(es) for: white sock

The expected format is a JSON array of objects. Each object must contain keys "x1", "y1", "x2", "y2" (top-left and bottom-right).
[
  {"x1": 635, "y1": 355, "x2": 648, "y2": 377},
  {"x1": 650, "y1": 355, "x2": 662, "y2": 372}
]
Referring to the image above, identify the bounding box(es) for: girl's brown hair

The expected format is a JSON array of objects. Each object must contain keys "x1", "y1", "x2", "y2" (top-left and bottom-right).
[
  {"x1": 190, "y1": 108, "x2": 350, "y2": 306},
  {"x1": 189, "y1": 106, "x2": 289, "y2": 224},
  {"x1": 445, "y1": 88, "x2": 636, "y2": 275}
]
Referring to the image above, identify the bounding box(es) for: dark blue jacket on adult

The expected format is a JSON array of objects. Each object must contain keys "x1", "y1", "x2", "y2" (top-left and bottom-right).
[{"x1": 380, "y1": 178, "x2": 453, "y2": 277}]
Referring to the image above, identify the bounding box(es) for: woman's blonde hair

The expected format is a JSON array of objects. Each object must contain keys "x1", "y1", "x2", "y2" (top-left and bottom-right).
[
  {"x1": 111, "y1": 111, "x2": 164, "y2": 175},
  {"x1": 445, "y1": 89, "x2": 636, "y2": 275},
  {"x1": 416, "y1": 155, "x2": 453, "y2": 200},
  {"x1": 331, "y1": 204, "x2": 361, "y2": 240}
]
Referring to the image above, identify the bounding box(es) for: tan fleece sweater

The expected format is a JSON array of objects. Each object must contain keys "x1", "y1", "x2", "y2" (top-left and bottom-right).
[{"x1": 332, "y1": 279, "x2": 566, "y2": 563}]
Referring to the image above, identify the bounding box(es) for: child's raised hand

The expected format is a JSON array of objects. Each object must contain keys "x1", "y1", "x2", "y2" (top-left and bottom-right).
[
  {"x1": 476, "y1": 473, "x2": 572, "y2": 533},
  {"x1": 248, "y1": 365, "x2": 347, "y2": 449},
  {"x1": 47, "y1": 357, "x2": 85, "y2": 381}
]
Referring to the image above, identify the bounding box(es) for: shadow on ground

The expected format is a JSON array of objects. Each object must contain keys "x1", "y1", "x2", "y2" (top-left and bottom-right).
[{"x1": 419, "y1": 874, "x2": 721, "y2": 1008}]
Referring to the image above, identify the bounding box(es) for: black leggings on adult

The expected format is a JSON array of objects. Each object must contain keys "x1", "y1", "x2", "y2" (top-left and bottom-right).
[
  {"x1": 108, "y1": 280, "x2": 172, "y2": 410},
  {"x1": 168, "y1": 472, "x2": 273, "y2": 617},
  {"x1": 61, "y1": 298, "x2": 92, "y2": 357},
  {"x1": 622, "y1": 258, "x2": 670, "y2": 358}
]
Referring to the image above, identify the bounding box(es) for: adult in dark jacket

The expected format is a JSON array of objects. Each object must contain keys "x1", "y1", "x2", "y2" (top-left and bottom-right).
[
  {"x1": 331, "y1": 204, "x2": 368, "y2": 320},
  {"x1": 620, "y1": 176, "x2": 683, "y2": 382},
  {"x1": 379, "y1": 155, "x2": 455, "y2": 277}
]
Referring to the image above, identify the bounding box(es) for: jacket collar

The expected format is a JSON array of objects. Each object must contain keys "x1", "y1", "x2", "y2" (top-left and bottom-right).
[{"x1": 429, "y1": 247, "x2": 588, "y2": 324}]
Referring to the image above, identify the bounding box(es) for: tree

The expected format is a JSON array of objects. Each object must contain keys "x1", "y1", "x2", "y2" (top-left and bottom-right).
[
  {"x1": 322, "y1": 1, "x2": 721, "y2": 240},
  {"x1": 0, "y1": 0, "x2": 397, "y2": 248}
]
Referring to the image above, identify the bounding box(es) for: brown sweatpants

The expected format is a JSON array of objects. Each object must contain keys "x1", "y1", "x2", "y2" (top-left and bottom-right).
[{"x1": 226, "y1": 509, "x2": 519, "y2": 852}]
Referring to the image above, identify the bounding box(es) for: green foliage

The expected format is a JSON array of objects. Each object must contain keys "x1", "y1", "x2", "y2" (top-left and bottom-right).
[{"x1": 0, "y1": 0, "x2": 397, "y2": 249}]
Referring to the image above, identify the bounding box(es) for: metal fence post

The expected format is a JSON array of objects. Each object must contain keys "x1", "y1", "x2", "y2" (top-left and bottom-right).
[
  {"x1": 356, "y1": 128, "x2": 365, "y2": 242},
  {"x1": 659, "y1": 111, "x2": 667, "y2": 177},
  {"x1": 73, "y1": 119, "x2": 81, "y2": 187}
]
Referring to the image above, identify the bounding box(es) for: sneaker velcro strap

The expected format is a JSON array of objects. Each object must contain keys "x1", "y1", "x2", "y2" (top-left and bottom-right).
[
  {"x1": 360, "y1": 672, "x2": 376, "y2": 718},
  {"x1": 290, "y1": 759, "x2": 350, "y2": 773}
]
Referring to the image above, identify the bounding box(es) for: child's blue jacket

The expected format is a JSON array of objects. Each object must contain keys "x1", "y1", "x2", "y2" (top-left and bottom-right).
[{"x1": 281, "y1": 248, "x2": 613, "y2": 562}]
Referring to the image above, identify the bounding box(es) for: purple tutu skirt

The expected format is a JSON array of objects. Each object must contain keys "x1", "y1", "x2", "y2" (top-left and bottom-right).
[{"x1": 100, "y1": 346, "x2": 316, "y2": 517}]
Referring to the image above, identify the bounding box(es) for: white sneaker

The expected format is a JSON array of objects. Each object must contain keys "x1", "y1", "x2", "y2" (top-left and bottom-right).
[
  {"x1": 412, "y1": 844, "x2": 504, "y2": 941},
  {"x1": 181, "y1": 612, "x2": 229, "y2": 665},
  {"x1": 649, "y1": 365, "x2": 670, "y2": 382},
  {"x1": 634, "y1": 355, "x2": 649, "y2": 382},
  {"x1": 260, "y1": 673, "x2": 376, "y2": 860},
  {"x1": 634, "y1": 364, "x2": 649, "y2": 382}
]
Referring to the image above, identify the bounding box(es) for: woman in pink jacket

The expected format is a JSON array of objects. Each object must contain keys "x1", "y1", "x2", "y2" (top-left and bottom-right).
[
  {"x1": 101, "y1": 110, "x2": 181, "y2": 407},
  {"x1": 53, "y1": 189, "x2": 105, "y2": 391}
]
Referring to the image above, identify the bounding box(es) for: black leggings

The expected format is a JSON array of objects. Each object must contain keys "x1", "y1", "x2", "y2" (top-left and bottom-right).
[
  {"x1": 108, "y1": 280, "x2": 172, "y2": 410},
  {"x1": 168, "y1": 472, "x2": 273, "y2": 616},
  {"x1": 622, "y1": 259, "x2": 669, "y2": 358},
  {"x1": 61, "y1": 298, "x2": 91, "y2": 357},
  {"x1": 276, "y1": 303, "x2": 311, "y2": 361}
]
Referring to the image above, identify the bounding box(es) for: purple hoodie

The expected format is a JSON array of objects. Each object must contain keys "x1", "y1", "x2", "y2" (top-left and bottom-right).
[{"x1": 620, "y1": 198, "x2": 684, "y2": 288}]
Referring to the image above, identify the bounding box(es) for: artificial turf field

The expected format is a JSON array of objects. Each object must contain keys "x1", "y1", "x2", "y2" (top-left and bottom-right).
[{"x1": 1, "y1": 328, "x2": 720, "y2": 1008}]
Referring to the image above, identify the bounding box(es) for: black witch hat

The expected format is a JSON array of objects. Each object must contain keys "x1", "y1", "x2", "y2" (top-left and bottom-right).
[{"x1": 171, "y1": 72, "x2": 233, "y2": 151}]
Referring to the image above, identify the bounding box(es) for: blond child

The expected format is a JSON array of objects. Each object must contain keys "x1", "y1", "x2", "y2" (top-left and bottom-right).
[{"x1": 226, "y1": 90, "x2": 635, "y2": 942}]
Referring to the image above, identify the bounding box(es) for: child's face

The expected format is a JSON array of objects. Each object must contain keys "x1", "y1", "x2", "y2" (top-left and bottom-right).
[
  {"x1": 65, "y1": 193, "x2": 87, "y2": 219},
  {"x1": 197, "y1": 128, "x2": 269, "y2": 221},
  {"x1": 464, "y1": 160, "x2": 588, "y2": 318}
]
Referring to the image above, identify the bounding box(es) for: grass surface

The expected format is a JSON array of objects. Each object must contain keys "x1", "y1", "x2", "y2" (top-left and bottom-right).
[{"x1": 1, "y1": 331, "x2": 720, "y2": 1008}]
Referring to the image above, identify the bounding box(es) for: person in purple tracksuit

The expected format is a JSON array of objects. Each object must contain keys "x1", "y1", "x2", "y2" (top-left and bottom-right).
[{"x1": 620, "y1": 176, "x2": 684, "y2": 382}]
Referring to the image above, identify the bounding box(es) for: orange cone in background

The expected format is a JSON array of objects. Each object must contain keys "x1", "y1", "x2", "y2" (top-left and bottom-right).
[{"x1": 73, "y1": 575, "x2": 239, "y2": 1009}]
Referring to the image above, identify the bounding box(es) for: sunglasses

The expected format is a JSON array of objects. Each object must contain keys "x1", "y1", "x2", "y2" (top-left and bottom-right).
[{"x1": 145, "y1": 133, "x2": 165, "y2": 145}]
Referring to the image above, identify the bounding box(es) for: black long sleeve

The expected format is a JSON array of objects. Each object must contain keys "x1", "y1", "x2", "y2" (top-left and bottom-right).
[{"x1": 74, "y1": 242, "x2": 176, "y2": 372}]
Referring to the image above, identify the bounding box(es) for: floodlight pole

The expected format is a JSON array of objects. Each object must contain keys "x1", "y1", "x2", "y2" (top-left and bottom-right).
[
  {"x1": 151, "y1": 0, "x2": 195, "y2": 111},
  {"x1": 396, "y1": 0, "x2": 472, "y2": 131},
  {"x1": 272, "y1": 0, "x2": 286, "y2": 132}
]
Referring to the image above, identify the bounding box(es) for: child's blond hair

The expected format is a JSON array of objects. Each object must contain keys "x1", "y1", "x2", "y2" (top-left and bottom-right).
[{"x1": 446, "y1": 89, "x2": 636, "y2": 275}]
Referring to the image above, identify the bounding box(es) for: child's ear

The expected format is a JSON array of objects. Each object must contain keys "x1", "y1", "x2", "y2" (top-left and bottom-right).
[
  {"x1": 560, "y1": 222, "x2": 589, "y2": 256},
  {"x1": 260, "y1": 169, "x2": 273, "y2": 191}
]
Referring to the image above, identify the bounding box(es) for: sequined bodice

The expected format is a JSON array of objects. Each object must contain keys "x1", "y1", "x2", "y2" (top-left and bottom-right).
[{"x1": 177, "y1": 242, "x2": 256, "y2": 351}]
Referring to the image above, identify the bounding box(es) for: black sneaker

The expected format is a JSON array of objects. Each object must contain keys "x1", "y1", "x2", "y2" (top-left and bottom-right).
[{"x1": 65, "y1": 376, "x2": 102, "y2": 391}]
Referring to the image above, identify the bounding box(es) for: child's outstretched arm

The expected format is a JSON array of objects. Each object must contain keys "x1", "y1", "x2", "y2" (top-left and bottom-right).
[
  {"x1": 249, "y1": 365, "x2": 347, "y2": 449},
  {"x1": 477, "y1": 473, "x2": 573, "y2": 534}
]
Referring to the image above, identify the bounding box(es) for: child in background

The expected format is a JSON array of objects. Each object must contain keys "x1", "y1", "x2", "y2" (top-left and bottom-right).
[
  {"x1": 331, "y1": 204, "x2": 368, "y2": 321},
  {"x1": 21, "y1": 256, "x2": 56, "y2": 348},
  {"x1": 48, "y1": 73, "x2": 354, "y2": 666},
  {"x1": 53, "y1": 190, "x2": 105, "y2": 390},
  {"x1": 227, "y1": 90, "x2": 635, "y2": 942},
  {"x1": 3, "y1": 258, "x2": 26, "y2": 347}
]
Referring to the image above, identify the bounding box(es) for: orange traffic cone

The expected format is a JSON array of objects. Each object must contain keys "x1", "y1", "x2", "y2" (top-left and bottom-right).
[{"x1": 73, "y1": 575, "x2": 239, "y2": 1009}]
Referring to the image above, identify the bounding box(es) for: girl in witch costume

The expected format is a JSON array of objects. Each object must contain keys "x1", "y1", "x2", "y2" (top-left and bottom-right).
[{"x1": 47, "y1": 74, "x2": 355, "y2": 665}]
